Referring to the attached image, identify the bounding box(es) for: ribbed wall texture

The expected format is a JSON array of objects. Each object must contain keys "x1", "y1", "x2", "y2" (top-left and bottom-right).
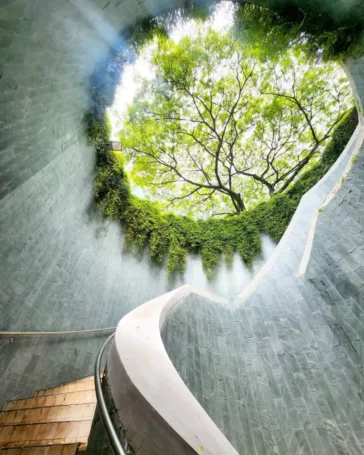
[
  {"x1": 0, "y1": 0, "x2": 174, "y2": 406},
  {"x1": 162, "y1": 131, "x2": 364, "y2": 454},
  {"x1": 0, "y1": 0, "x2": 364, "y2": 409}
]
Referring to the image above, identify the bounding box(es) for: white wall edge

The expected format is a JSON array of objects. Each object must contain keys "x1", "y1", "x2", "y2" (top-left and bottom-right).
[
  {"x1": 235, "y1": 117, "x2": 364, "y2": 305},
  {"x1": 108, "y1": 284, "x2": 238, "y2": 455},
  {"x1": 297, "y1": 122, "x2": 364, "y2": 277}
]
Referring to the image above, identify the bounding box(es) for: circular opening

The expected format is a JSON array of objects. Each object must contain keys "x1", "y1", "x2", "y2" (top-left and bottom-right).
[{"x1": 88, "y1": 1, "x2": 360, "y2": 283}]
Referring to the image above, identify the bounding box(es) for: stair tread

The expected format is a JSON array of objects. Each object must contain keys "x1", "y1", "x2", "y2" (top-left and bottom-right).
[
  {"x1": 0, "y1": 403, "x2": 96, "y2": 426},
  {"x1": 3, "y1": 391, "x2": 96, "y2": 412},
  {"x1": 0, "y1": 377, "x2": 96, "y2": 452},
  {"x1": 35, "y1": 379, "x2": 94, "y2": 398},
  {"x1": 0, "y1": 421, "x2": 92, "y2": 449}
]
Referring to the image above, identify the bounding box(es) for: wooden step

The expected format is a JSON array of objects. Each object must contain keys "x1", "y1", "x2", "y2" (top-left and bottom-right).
[
  {"x1": 2, "y1": 391, "x2": 96, "y2": 412},
  {"x1": 35, "y1": 378, "x2": 95, "y2": 398},
  {"x1": 0, "y1": 421, "x2": 92, "y2": 449},
  {"x1": 0, "y1": 443, "x2": 78, "y2": 454},
  {"x1": 0, "y1": 403, "x2": 96, "y2": 426},
  {"x1": 0, "y1": 377, "x2": 96, "y2": 453}
]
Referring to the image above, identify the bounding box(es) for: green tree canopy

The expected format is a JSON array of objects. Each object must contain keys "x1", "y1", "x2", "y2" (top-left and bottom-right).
[{"x1": 120, "y1": 24, "x2": 353, "y2": 217}]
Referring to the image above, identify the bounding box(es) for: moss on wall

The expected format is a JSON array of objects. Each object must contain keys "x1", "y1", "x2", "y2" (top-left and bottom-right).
[
  {"x1": 91, "y1": 109, "x2": 358, "y2": 278},
  {"x1": 87, "y1": 4, "x2": 360, "y2": 278}
]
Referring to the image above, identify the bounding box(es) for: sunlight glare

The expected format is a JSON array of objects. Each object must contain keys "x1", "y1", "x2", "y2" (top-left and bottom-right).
[{"x1": 108, "y1": 1, "x2": 236, "y2": 139}]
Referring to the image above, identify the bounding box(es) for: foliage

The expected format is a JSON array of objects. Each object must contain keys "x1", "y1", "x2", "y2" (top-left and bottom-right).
[
  {"x1": 88, "y1": 2, "x2": 360, "y2": 278},
  {"x1": 87, "y1": 112, "x2": 111, "y2": 144},
  {"x1": 93, "y1": 108, "x2": 357, "y2": 278},
  {"x1": 252, "y1": 108, "x2": 358, "y2": 241},
  {"x1": 94, "y1": 151, "x2": 130, "y2": 217},
  {"x1": 120, "y1": 28, "x2": 353, "y2": 217},
  {"x1": 235, "y1": 3, "x2": 364, "y2": 62}
]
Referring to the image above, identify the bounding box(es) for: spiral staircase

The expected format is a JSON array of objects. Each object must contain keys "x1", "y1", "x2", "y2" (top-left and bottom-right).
[
  {"x1": 0, "y1": 377, "x2": 96, "y2": 454},
  {"x1": 1, "y1": 0, "x2": 364, "y2": 454}
]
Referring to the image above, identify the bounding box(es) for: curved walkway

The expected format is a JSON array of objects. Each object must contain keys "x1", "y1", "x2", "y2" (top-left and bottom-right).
[
  {"x1": 161, "y1": 141, "x2": 364, "y2": 454},
  {"x1": 0, "y1": 0, "x2": 364, "y2": 450},
  {"x1": 110, "y1": 116, "x2": 364, "y2": 453}
]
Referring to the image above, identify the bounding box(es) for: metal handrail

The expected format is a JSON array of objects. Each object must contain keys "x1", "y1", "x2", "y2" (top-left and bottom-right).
[
  {"x1": 0, "y1": 327, "x2": 116, "y2": 336},
  {"x1": 94, "y1": 333, "x2": 125, "y2": 455}
]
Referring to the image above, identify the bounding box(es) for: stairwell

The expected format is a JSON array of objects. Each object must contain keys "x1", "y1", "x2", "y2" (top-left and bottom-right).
[{"x1": 0, "y1": 376, "x2": 97, "y2": 454}]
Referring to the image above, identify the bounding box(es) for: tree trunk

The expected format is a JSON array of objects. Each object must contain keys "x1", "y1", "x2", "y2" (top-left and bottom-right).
[
  {"x1": 275, "y1": 142, "x2": 320, "y2": 195},
  {"x1": 268, "y1": 185, "x2": 275, "y2": 197},
  {"x1": 231, "y1": 193, "x2": 245, "y2": 214}
]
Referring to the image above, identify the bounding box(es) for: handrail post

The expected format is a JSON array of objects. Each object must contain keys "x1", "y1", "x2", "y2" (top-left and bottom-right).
[{"x1": 94, "y1": 333, "x2": 125, "y2": 455}]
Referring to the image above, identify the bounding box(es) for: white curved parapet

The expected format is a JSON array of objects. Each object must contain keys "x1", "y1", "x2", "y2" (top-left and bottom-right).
[
  {"x1": 235, "y1": 59, "x2": 364, "y2": 304},
  {"x1": 107, "y1": 284, "x2": 238, "y2": 455},
  {"x1": 235, "y1": 118, "x2": 364, "y2": 304},
  {"x1": 106, "y1": 58, "x2": 364, "y2": 454}
]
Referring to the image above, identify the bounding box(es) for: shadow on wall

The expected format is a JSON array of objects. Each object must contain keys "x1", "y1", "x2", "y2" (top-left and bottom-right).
[
  {"x1": 88, "y1": 197, "x2": 277, "y2": 301},
  {"x1": 117, "y1": 231, "x2": 277, "y2": 301},
  {"x1": 172, "y1": 234, "x2": 277, "y2": 300}
]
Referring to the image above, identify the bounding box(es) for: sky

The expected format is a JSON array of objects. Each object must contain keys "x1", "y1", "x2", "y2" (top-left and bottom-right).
[
  {"x1": 105, "y1": 1, "x2": 352, "y2": 217},
  {"x1": 107, "y1": 1, "x2": 236, "y2": 139}
]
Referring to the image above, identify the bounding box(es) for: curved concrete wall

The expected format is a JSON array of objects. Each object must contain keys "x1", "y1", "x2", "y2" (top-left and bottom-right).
[
  {"x1": 0, "y1": 0, "x2": 179, "y2": 333},
  {"x1": 163, "y1": 160, "x2": 364, "y2": 454},
  {"x1": 0, "y1": 0, "x2": 181, "y2": 406},
  {"x1": 161, "y1": 134, "x2": 364, "y2": 454},
  {"x1": 107, "y1": 285, "x2": 237, "y2": 455},
  {"x1": 0, "y1": 0, "x2": 271, "y2": 404},
  {"x1": 0, "y1": 0, "x2": 364, "y2": 407}
]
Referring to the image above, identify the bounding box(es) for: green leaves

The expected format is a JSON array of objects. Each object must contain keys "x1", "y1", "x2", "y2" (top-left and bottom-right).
[
  {"x1": 234, "y1": 3, "x2": 364, "y2": 62},
  {"x1": 89, "y1": 2, "x2": 359, "y2": 278},
  {"x1": 91, "y1": 108, "x2": 357, "y2": 278},
  {"x1": 119, "y1": 24, "x2": 353, "y2": 217}
]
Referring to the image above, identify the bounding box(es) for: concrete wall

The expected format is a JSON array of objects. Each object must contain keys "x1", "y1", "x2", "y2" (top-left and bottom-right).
[
  {"x1": 0, "y1": 0, "x2": 176, "y2": 406},
  {"x1": 0, "y1": 0, "x2": 364, "y2": 408},
  {"x1": 162, "y1": 136, "x2": 364, "y2": 454},
  {"x1": 0, "y1": 0, "x2": 274, "y2": 405}
]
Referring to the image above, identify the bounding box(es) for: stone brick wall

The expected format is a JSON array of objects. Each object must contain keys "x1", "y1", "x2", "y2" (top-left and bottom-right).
[
  {"x1": 162, "y1": 142, "x2": 364, "y2": 454},
  {"x1": 0, "y1": 0, "x2": 180, "y2": 406},
  {"x1": 0, "y1": 331, "x2": 112, "y2": 405},
  {"x1": 1, "y1": 0, "x2": 364, "y2": 413}
]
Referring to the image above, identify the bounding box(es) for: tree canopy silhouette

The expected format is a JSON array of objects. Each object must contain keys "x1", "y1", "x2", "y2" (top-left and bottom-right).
[{"x1": 120, "y1": 26, "x2": 353, "y2": 217}]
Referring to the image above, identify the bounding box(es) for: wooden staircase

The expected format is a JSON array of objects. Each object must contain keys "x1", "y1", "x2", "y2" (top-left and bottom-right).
[{"x1": 0, "y1": 376, "x2": 97, "y2": 454}]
